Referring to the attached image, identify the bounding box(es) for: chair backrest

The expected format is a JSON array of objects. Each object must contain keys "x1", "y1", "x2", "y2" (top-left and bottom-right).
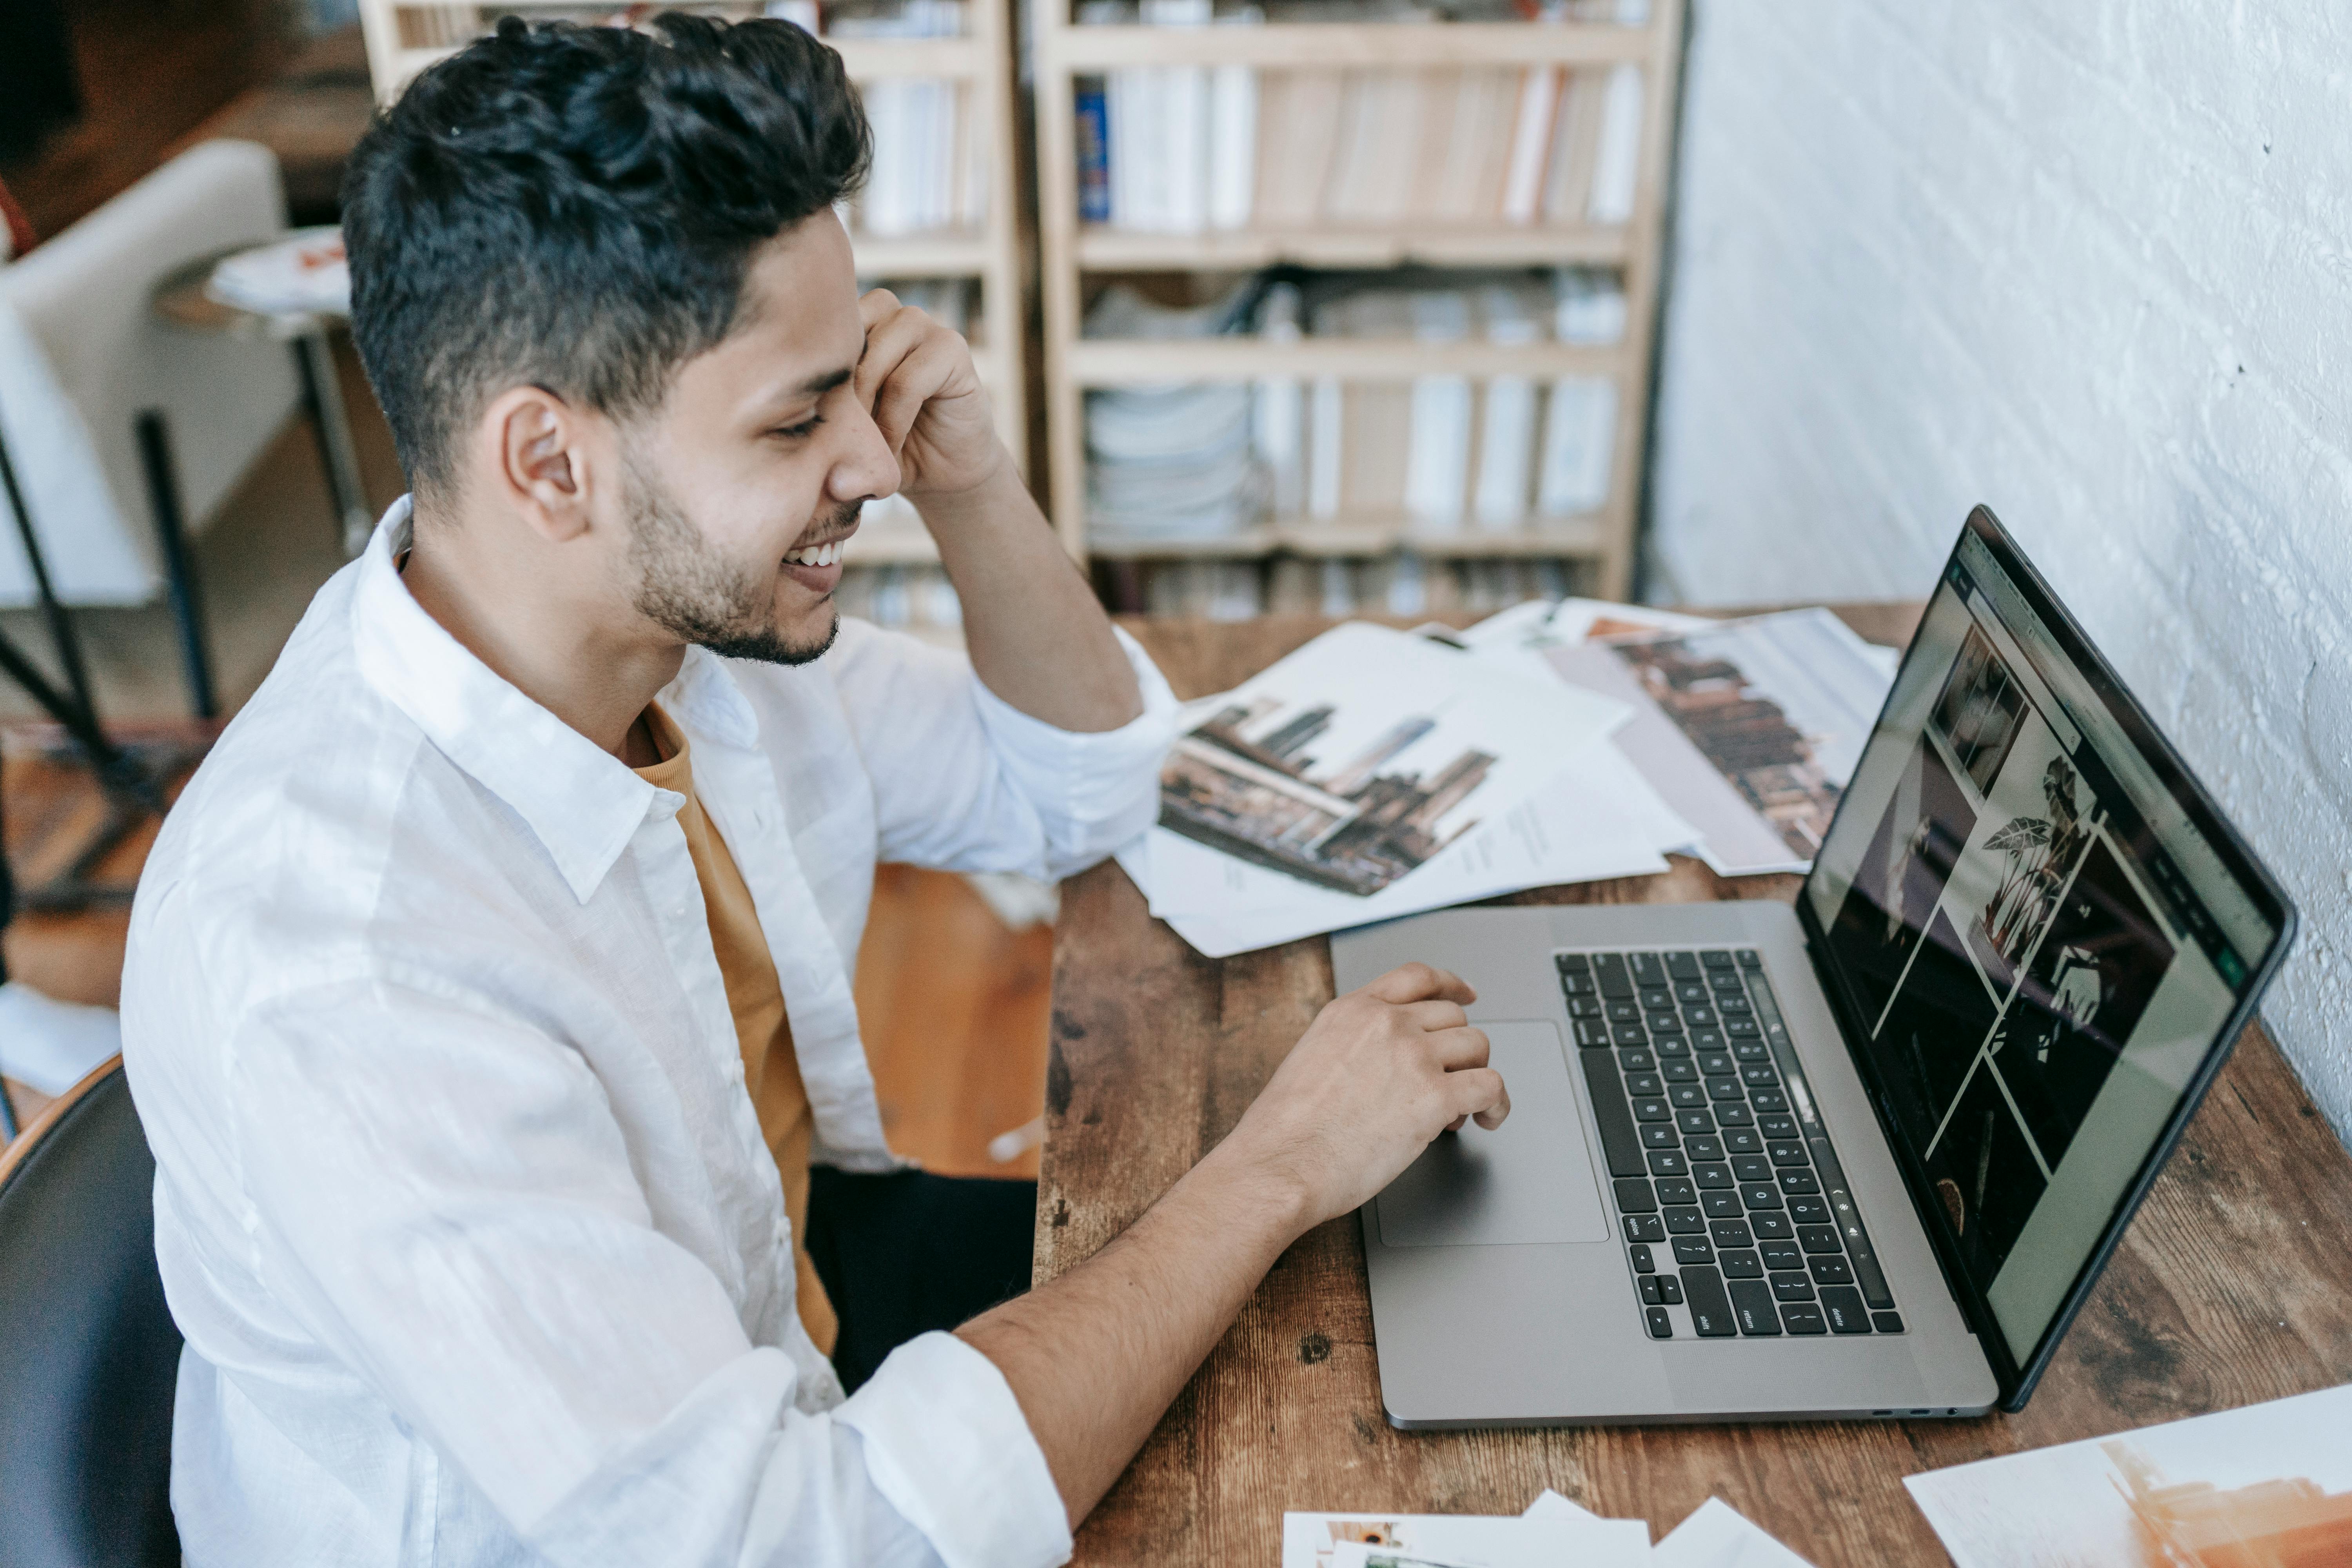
[{"x1": 0, "y1": 1057, "x2": 181, "y2": 1568}]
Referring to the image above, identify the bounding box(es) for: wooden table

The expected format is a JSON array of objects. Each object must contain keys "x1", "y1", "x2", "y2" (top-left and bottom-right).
[{"x1": 1036, "y1": 609, "x2": 2352, "y2": 1565}]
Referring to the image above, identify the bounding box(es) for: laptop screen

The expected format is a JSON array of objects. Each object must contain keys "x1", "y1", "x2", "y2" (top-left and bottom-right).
[{"x1": 1803, "y1": 514, "x2": 2289, "y2": 1376}]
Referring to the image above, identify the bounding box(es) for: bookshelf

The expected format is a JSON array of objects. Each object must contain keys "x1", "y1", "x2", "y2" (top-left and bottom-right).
[
  {"x1": 353, "y1": 0, "x2": 1029, "y2": 594},
  {"x1": 1033, "y1": 2, "x2": 1686, "y2": 605}
]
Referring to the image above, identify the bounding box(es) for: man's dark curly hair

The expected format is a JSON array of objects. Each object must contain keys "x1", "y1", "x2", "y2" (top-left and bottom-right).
[{"x1": 342, "y1": 14, "x2": 871, "y2": 503}]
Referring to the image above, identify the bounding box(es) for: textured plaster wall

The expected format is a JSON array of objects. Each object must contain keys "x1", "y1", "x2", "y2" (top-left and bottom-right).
[{"x1": 1648, "y1": 1, "x2": 2352, "y2": 1142}]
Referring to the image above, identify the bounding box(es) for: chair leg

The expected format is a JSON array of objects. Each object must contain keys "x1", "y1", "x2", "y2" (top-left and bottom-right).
[
  {"x1": 291, "y1": 332, "x2": 373, "y2": 557},
  {"x1": 134, "y1": 409, "x2": 218, "y2": 722}
]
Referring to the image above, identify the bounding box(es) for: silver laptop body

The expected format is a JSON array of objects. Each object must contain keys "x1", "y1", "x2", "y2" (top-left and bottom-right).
[{"x1": 1333, "y1": 509, "x2": 2296, "y2": 1427}]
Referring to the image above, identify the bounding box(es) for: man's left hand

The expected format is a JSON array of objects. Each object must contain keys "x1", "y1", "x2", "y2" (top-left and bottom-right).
[{"x1": 855, "y1": 288, "x2": 1004, "y2": 500}]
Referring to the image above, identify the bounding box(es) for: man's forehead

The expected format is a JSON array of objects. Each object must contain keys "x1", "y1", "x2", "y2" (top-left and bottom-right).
[{"x1": 686, "y1": 220, "x2": 863, "y2": 407}]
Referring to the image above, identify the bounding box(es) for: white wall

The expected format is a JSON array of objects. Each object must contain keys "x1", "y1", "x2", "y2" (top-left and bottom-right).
[{"x1": 1649, "y1": 1, "x2": 2352, "y2": 1141}]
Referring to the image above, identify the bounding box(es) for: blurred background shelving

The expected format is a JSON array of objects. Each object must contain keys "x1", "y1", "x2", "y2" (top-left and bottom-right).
[{"x1": 1031, "y1": 0, "x2": 1682, "y2": 617}]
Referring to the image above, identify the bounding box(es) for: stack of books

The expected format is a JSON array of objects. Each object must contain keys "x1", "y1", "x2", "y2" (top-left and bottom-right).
[
  {"x1": 826, "y1": 0, "x2": 991, "y2": 238},
  {"x1": 1074, "y1": 4, "x2": 1648, "y2": 234},
  {"x1": 1083, "y1": 281, "x2": 1266, "y2": 540}
]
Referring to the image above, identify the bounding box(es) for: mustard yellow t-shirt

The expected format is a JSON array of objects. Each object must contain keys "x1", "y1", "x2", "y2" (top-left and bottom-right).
[{"x1": 635, "y1": 705, "x2": 837, "y2": 1354}]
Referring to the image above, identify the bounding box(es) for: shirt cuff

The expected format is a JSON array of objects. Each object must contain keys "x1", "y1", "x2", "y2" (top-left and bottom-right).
[
  {"x1": 969, "y1": 625, "x2": 1178, "y2": 878},
  {"x1": 835, "y1": 1331, "x2": 1073, "y2": 1568}
]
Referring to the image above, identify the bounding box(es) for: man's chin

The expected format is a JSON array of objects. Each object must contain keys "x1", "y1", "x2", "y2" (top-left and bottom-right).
[{"x1": 695, "y1": 604, "x2": 840, "y2": 668}]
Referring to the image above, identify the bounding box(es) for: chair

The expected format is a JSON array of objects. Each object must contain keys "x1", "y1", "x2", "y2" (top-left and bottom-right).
[{"x1": 0, "y1": 1057, "x2": 183, "y2": 1568}]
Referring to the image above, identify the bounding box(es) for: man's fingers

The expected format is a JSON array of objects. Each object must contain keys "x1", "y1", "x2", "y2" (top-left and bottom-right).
[
  {"x1": 1445, "y1": 1067, "x2": 1509, "y2": 1131},
  {"x1": 1361, "y1": 962, "x2": 1476, "y2": 1007},
  {"x1": 869, "y1": 333, "x2": 964, "y2": 455},
  {"x1": 1397, "y1": 998, "x2": 1469, "y2": 1036},
  {"x1": 857, "y1": 287, "x2": 902, "y2": 330},
  {"x1": 1425, "y1": 1024, "x2": 1490, "y2": 1072}
]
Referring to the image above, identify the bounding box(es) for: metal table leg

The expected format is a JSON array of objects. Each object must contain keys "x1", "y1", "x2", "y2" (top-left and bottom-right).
[{"x1": 292, "y1": 328, "x2": 373, "y2": 557}]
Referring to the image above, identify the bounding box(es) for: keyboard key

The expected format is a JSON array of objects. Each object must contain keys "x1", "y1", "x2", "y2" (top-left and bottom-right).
[
  {"x1": 1724, "y1": 1128, "x2": 1764, "y2": 1156},
  {"x1": 1577, "y1": 1050, "x2": 1648, "y2": 1178},
  {"x1": 1779, "y1": 1169, "x2": 1821, "y2": 1194},
  {"x1": 1758, "y1": 1113, "x2": 1798, "y2": 1140},
  {"x1": 1680, "y1": 1266, "x2": 1737, "y2": 1336},
  {"x1": 1726, "y1": 1279, "x2": 1781, "y2": 1335},
  {"x1": 1760, "y1": 1240, "x2": 1804, "y2": 1272},
  {"x1": 1702, "y1": 1191, "x2": 1742, "y2": 1219},
  {"x1": 1853, "y1": 1252, "x2": 1897, "y2": 1312},
  {"x1": 1594, "y1": 954, "x2": 1633, "y2": 998},
  {"x1": 1808, "y1": 1255, "x2": 1857, "y2": 1286},
  {"x1": 1648, "y1": 1150, "x2": 1690, "y2": 1177},
  {"x1": 1568, "y1": 999, "x2": 1606, "y2": 1024},
  {"x1": 1629, "y1": 1243, "x2": 1655, "y2": 1273},
  {"x1": 1633, "y1": 1098, "x2": 1673, "y2": 1122},
  {"x1": 1798, "y1": 1225, "x2": 1842, "y2": 1253},
  {"x1": 1737, "y1": 949, "x2": 1761, "y2": 969},
  {"x1": 1741, "y1": 1065, "x2": 1780, "y2": 1089},
  {"x1": 1613, "y1": 1178, "x2": 1657, "y2": 1213},
  {"x1": 1562, "y1": 970, "x2": 1598, "y2": 997},
  {"x1": 1655, "y1": 1177, "x2": 1699, "y2": 1206},
  {"x1": 1617, "y1": 1047, "x2": 1657, "y2": 1073},
  {"x1": 1707, "y1": 1079, "x2": 1747, "y2": 1102},
  {"x1": 1819, "y1": 1286, "x2": 1870, "y2": 1333},
  {"x1": 1629, "y1": 953, "x2": 1667, "y2": 987},
  {"x1": 1709, "y1": 1218, "x2": 1755, "y2": 1249},
  {"x1": 1699, "y1": 1051, "x2": 1735, "y2": 1076},
  {"x1": 1751, "y1": 1088, "x2": 1790, "y2": 1112},
  {"x1": 1670, "y1": 1084, "x2": 1709, "y2": 1109},
  {"x1": 1674, "y1": 980, "x2": 1710, "y2": 1005},
  {"x1": 1701, "y1": 949, "x2": 1735, "y2": 969},
  {"x1": 1646, "y1": 1306, "x2": 1674, "y2": 1339},
  {"x1": 1573, "y1": 1019, "x2": 1612, "y2": 1048},
  {"x1": 1719, "y1": 1248, "x2": 1764, "y2": 1279},
  {"x1": 1718, "y1": 995, "x2": 1754, "y2": 1016},
  {"x1": 1788, "y1": 1195, "x2": 1831, "y2": 1224},
  {"x1": 1769, "y1": 1142, "x2": 1809, "y2": 1167},
  {"x1": 1734, "y1": 1040, "x2": 1772, "y2": 1062},
  {"x1": 1671, "y1": 1236, "x2": 1716, "y2": 1265},
  {"x1": 1708, "y1": 968, "x2": 1744, "y2": 993},
  {"x1": 1639, "y1": 987, "x2": 1675, "y2": 1014},
  {"x1": 1647, "y1": 1012, "x2": 1686, "y2": 1036},
  {"x1": 1690, "y1": 1029, "x2": 1727, "y2": 1052},
  {"x1": 1781, "y1": 1303, "x2": 1828, "y2": 1335},
  {"x1": 1666, "y1": 951, "x2": 1702, "y2": 980},
  {"x1": 1748, "y1": 1212, "x2": 1793, "y2": 1240},
  {"x1": 1768, "y1": 1267, "x2": 1815, "y2": 1298},
  {"x1": 1871, "y1": 1311, "x2": 1906, "y2": 1335},
  {"x1": 1625, "y1": 1071, "x2": 1663, "y2": 1096},
  {"x1": 1623, "y1": 1214, "x2": 1666, "y2": 1243},
  {"x1": 1606, "y1": 1000, "x2": 1643, "y2": 1024},
  {"x1": 1557, "y1": 952, "x2": 1592, "y2": 973},
  {"x1": 1738, "y1": 1181, "x2": 1783, "y2": 1209},
  {"x1": 1642, "y1": 1124, "x2": 1680, "y2": 1149},
  {"x1": 1614, "y1": 1024, "x2": 1651, "y2": 1047},
  {"x1": 1725, "y1": 1019, "x2": 1761, "y2": 1038},
  {"x1": 1662, "y1": 1059, "x2": 1699, "y2": 1083},
  {"x1": 1682, "y1": 1004, "x2": 1718, "y2": 1028},
  {"x1": 1715, "y1": 1101, "x2": 1755, "y2": 1126},
  {"x1": 1686, "y1": 1135, "x2": 1726, "y2": 1161},
  {"x1": 1654, "y1": 1036, "x2": 1692, "y2": 1058},
  {"x1": 1675, "y1": 1109, "x2": 1715, "y2": 1136},
  {"x1": 1733, "y1": 1155, "x2": 1774, "y2": 1183},
  {"x1": 1693, "y1": 1162, "x2": 1734, "y2": 1189},
  {"x1": 1664, "y1": 1207, "x2": 1707, "y2": 1235},
  {"x1": 1657, "y1": 1274, "x2": 1684, "y2": 1305},
  {"x1": 1640, "y1": 1276, "x2": 1664, "y2": 1306}
]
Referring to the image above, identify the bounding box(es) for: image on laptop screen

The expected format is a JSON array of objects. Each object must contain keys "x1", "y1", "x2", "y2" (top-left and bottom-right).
[{"x1": 1804, "y1": 523, "x2": 2285, "y2": 1371}]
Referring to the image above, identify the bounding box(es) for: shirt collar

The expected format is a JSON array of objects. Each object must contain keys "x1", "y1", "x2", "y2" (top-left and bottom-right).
[{"x1": 349, "y1": 495, "x2": 681, "y2": 904}]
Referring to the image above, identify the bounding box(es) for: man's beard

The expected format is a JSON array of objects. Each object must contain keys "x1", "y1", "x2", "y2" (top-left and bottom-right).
[{"x1": 622, "y1": 450, "x2": 851, "y2": 667}]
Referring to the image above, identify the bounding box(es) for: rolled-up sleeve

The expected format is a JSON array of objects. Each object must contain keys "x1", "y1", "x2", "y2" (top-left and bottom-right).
[
  {"x1": 226, "y1": 980, "x2": 1069, "y2": 1568},
  {"x1": 829, "y1": 620, "x2": 1177, "y2": 880}
]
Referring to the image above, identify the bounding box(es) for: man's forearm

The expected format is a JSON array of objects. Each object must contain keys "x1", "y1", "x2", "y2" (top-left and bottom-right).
[
  {"x1": 909, "y1": 457, "x2": 1142, "y2": 733},
  {"x1": 954, "y1": 1141, "x2": 1310, "y2": 1527}
]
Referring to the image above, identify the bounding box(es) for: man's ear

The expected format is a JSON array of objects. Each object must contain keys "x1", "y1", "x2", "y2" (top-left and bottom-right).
[{"x1": 481, "y1": 385, "x2": 598, "y2": 544}]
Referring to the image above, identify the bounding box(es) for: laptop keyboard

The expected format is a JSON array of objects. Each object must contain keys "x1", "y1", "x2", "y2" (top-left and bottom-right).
[{"x1": 1557, "y1": 947, "x2": 1907, "y2": 1341}]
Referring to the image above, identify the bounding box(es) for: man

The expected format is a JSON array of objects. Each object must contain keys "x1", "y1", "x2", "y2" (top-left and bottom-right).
[{"x1": 121, "y1": 16, "x2": 1508, "y2": 1566}]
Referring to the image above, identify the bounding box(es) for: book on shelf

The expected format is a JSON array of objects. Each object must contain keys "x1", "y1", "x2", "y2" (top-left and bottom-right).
[
  {"x1": 828, "y1": 0, "x2": 987, "y2": 240},
  {"x1": 1082, "y1": 56, "x2": 1646, "y2": 235}
]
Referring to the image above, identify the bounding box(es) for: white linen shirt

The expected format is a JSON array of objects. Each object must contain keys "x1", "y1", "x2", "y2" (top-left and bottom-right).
[{"x1": 119, "y1": 497, "x2": 1178, "y2": 1568}]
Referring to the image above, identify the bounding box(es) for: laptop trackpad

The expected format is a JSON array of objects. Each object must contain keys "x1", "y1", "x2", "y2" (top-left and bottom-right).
[{"x1": 1375, "y1": 1020, "x2": 1610, "y2": 1248}]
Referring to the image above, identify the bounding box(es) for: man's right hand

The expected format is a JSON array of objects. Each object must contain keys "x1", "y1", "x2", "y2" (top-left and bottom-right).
[{"x1": 1218, "y1": 962, "x2": 1512, "y2": 1231}]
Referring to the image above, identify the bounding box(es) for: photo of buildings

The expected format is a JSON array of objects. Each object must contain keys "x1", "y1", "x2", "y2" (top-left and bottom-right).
[{"x1": 1158, "y1": 697, "x2": 1497, "y2": 897}]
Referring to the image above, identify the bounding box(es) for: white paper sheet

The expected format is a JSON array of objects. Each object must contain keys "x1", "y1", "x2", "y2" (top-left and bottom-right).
[
  {"x1": 1282, "y1": 1502, "x2": 1649, "y2": 1568},
  {"x1": 1651, "y1": 1498, "x2": 1815, "y2": 1567}
]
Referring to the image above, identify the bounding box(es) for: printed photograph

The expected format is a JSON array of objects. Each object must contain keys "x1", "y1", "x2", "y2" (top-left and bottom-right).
[
  {"x1": 1935, "y1": 709, "x2": 2091, "y2": 1001},
  {"x1": 1867, "y1": 907, "x2": 2002, "y2": 1156},
  {"x1": 1159, "y1": 699, "x2": 1497, "y2": 897},
  {"x1": 1990, "y1": 836, "x2": 2178, "y2": 1170},
  {"x1": 1906, "y1": 1383, "x2": 2352, "y2": 1568},
  {"x1": 1933, "y1": 625, "x2": 2028, "y2": 795},
  {"x1": 1826, "y1": 735, "x2": 1980, "y2": 1036},
  {"x1": 1924, "y1": 1055, "x2": 2048, "y2": 1279}
]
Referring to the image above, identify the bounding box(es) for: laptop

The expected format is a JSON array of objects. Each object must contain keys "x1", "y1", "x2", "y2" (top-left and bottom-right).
[{"x1": 1332, "y1": 506, "x2": 2298, "y2": 1426}]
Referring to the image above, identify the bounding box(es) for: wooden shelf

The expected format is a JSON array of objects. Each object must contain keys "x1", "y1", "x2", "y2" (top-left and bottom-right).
[
  {"x1": 1073, "y1": 224, "x2": 1630, "y2": 272},
  {"x1": 844, "y1": 516, "x2": 942, "y2": 565},
  {"x1": 827, "y1": 37, "x2": 986, "y2": 80},
  {"x1": 1067, "y1": 338, "x2": 1621, "y2": 386},
  {"x1": 851, "y1": 233, "x2": 996, "y2": 278},
  {"x1": 1085, "y1": 516, "x2": 1608, "y2": 560},
  {"x1": 1042, "y1": 21, "x2": 1653, "y2": 72}
]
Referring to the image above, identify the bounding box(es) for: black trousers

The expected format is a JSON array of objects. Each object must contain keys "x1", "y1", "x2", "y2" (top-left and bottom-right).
[{"x1": 805, "y1": 1167, "x2": 1037, "y2": 1394}]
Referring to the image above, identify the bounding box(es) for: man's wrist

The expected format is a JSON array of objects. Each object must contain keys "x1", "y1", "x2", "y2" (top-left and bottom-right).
[
  {"x1": 1187, "y1": 1132, "x2": 1320, "y2": 1251},
  {"x1": 899, "y1": 438, "x2": 1015, "y2": 514}
]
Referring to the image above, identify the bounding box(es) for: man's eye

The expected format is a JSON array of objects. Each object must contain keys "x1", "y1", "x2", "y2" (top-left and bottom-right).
[{"x1": 772, "y1": 414, "x2": 824, "y2": 440}]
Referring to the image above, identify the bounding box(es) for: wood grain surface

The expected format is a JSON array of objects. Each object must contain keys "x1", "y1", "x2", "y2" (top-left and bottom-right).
[{"x1": 1038, "y1": 608, "x2": 2352, "y2": 1564}]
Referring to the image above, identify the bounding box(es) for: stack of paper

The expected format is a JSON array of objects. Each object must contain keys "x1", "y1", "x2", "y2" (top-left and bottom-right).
[
  {"x1": 206, "y1": 227, "x2": 348, "y2": 318},
  {"x1": 1116, "y1": 620, "x2": 1694, "y2": 958},
  {"x1": 1283, "y1": 1488, "x2": 1815, "y2": 1567},
  {"x1": 1084, "y1": 281, "x2": 1265, "y2": 541}
]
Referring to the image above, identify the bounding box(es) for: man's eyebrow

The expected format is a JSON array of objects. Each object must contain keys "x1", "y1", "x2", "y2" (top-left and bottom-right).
[{"x1": 794, "y1": 366, "x2": 855, "y2": 398}]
